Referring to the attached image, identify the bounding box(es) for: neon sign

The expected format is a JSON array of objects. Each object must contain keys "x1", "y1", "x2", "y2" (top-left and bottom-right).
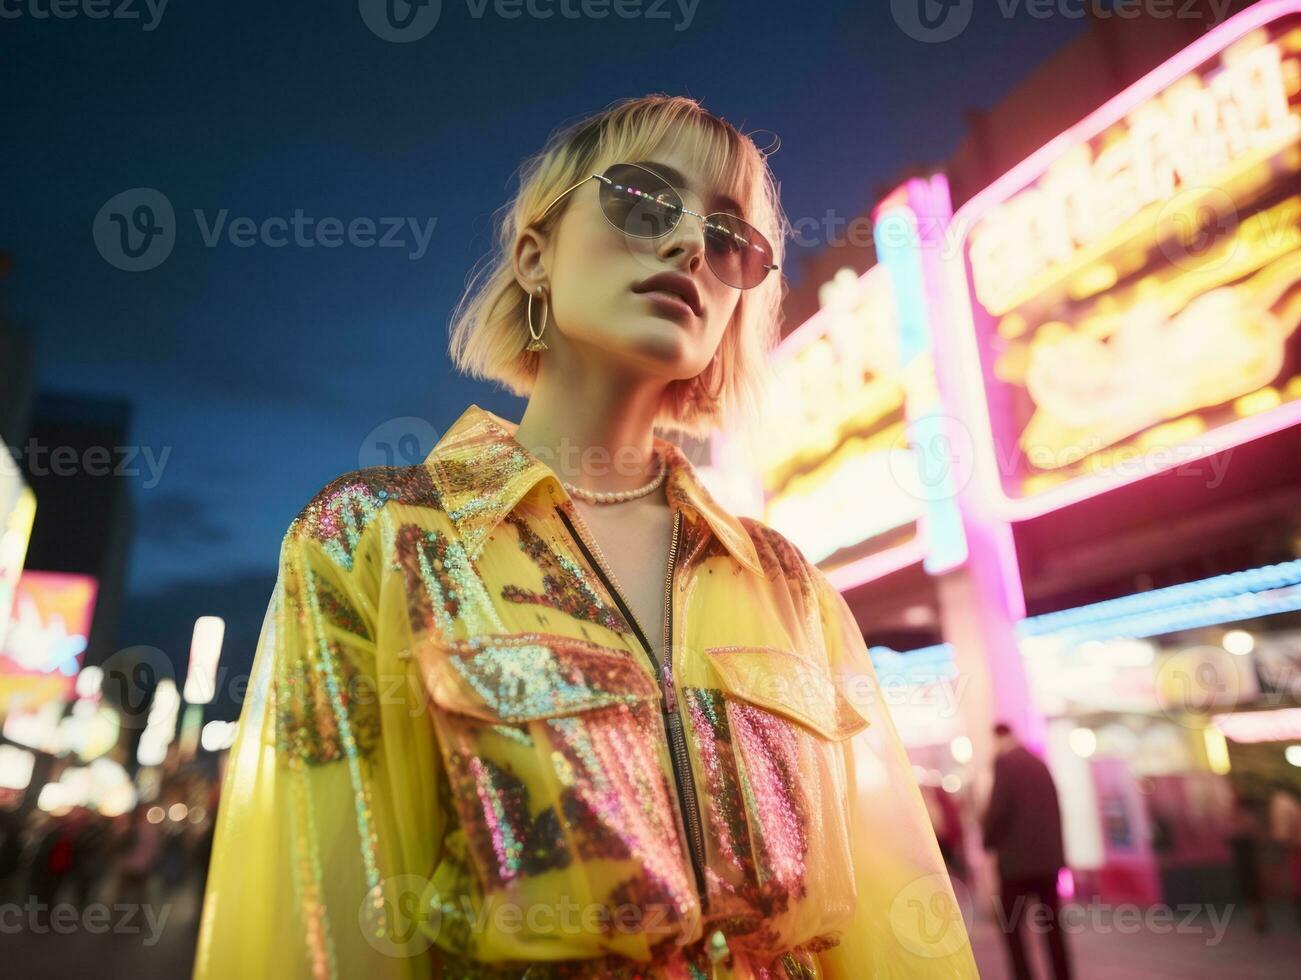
[
  {"x1": 740, "y1": 263, "x2": 922, "y2": 570},
  {"x1": 950, "y1": 1, "x2": 1301, "y2": 518},
  {"x1": 0, "y1": 571, "x2": 98, "y2": 695}
]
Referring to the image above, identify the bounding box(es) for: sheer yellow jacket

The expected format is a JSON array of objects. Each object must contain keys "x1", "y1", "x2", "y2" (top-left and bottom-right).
[{"x1": 192, "y1": 403, "x2": 977, "y2": 980}]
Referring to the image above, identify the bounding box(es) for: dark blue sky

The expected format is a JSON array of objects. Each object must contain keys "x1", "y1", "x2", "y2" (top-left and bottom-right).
[{"x1": 3, "y1": 1, "x2": 1085, "y2": 682}]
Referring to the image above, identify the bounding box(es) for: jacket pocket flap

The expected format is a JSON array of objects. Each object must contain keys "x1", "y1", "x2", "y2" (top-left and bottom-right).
[
  {"x1": 415, "y1": 633, "x2": 660, "y2": 723},
  {"x1": 704, "y1": 645, "x2": 870, "y2": 741}
]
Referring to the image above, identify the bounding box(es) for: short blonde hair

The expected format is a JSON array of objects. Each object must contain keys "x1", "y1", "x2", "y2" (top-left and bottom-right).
[{"x1": 448, "y1": 93, "x2": 790, "y2": 439}]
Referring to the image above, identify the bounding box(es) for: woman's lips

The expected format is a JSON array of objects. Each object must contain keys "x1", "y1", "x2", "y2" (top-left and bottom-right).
[{"x1": 638, "y1": 289, "x2": 696, "y2": 320}]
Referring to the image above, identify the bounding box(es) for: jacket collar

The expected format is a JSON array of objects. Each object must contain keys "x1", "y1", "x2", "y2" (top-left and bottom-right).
[{"x1": 423, "y1": 403, "x2": 764, "y2": 576}]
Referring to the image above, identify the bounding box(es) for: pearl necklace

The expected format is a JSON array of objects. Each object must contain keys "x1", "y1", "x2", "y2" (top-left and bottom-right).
[{"x1": 561, "y1": 452, "x2": 667, "y2": 504}]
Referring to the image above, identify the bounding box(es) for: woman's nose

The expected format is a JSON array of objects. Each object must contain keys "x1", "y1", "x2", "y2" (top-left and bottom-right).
[{"x1": 657, "y1": 214, "x2": 707, "y2": 272}]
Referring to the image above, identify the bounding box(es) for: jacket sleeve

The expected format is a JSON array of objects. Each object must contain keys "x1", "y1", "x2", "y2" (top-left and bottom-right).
[
  {"x1": 192, "y1": 506, "x2": 444, "y2": 980},
  {"x1": 808, "y1": 567, "x2": 980, "y2": 979}
]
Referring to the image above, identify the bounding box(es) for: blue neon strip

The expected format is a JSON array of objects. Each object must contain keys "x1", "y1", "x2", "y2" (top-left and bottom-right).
[
  {"x1": 869, "y1": 642, "x2": 958, "y2": 684},
  {"x1": 874, "y1": 201, "x2": 968, "y2": 573},
  {"x1": 1017, "y1": 559, "x2": 1301, "y2": 644}
]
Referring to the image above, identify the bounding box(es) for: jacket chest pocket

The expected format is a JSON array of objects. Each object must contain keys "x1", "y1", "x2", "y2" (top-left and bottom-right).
[
  {"x1": 413, "y1": 632, "x2": 702, "y2": 962},
  {"x1": 682, "y1": 645, "x2": 870, "y2": 954}
]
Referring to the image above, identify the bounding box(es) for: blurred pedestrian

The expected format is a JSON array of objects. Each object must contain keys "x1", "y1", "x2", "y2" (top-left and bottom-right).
[
  {"x1": 29, "y1": 813, "x2": 75, "y2": 928},
  {"x1": 1267, "y1": 781, "x2": 1301, "y2": 926},
  {"x1": 115, "y1": 805, "x2": 162, "y2": 910},
  {"x1": 66, "y1": 808, "x2": 110, "y2": 910},
  {"x1": 0, "y1": 804, "x2": 25, "y2": 904},
  {"x1": 981, "y1": 722, "x2": 1072, "y2": 980},
  {"x1": 1228, "y1": 787, "x2": 1267, "y2": 933},
  {"x1": 925, "y1": 784, "x2": 969, "y2": 884}
]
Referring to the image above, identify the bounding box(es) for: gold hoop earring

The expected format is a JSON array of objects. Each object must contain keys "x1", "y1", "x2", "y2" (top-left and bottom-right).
[{"x1": 525, "y1": 286, "x2": 549, "y2": 352}]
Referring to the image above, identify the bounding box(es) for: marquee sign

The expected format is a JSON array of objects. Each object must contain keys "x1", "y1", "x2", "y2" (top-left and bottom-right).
[{"x1": 951, "y1": 1, "x2": 1301, "y2": 518}]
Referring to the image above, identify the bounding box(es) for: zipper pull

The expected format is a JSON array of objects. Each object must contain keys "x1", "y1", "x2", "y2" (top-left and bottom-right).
[{"x1": 661, "y1": 660, "x2": 677, "y2": 713}]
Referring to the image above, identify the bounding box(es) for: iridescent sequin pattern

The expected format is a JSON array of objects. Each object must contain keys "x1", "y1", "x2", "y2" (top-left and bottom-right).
[
  {"x1": 740, "y1": 519, "x2": 821, "y2": 648},
  {"x1": 394, "y1": 522, "x2": 504, "y2": 641},
  {"x1": 408, "y1": 406, "x2": 863, "y2": 963},
  {"x1": 682, "y1": 689, "x2": 801, "y2": 932},
  {"x1": 289, "y1": 464, "x2": 437, "y2": 571},
  {"x1": 273, "y1": 537, "x2": 381, "y2": 769},
  {"x1": 500, "y1": 512, "x2": 632, "y2": 635},
  {"x1": 420, "y1": 633, "x2": 700, "y2": 958},
  {"x1": 428, "y1": 414, "x2": 552, "y2": 561},
  {"x1": 273, "y1": 630, "x2": 381, "y2": 768},
  {"x1": 192, "y1": 401, "x2": 976, "y2": 980}
]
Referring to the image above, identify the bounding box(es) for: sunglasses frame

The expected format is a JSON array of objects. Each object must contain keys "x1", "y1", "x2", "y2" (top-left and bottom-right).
[{"x1": 539, "y1": 162, "x2": 779, "y2": 289}]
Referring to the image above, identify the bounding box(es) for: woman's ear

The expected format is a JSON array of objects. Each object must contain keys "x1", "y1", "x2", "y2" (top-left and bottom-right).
[{"x1": 513, "y1": 225, "x2": 549, "y2": 295}]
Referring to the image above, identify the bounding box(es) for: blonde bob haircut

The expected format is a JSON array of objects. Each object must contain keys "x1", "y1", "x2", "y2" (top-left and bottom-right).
[{"x1": 448, "y1": 93, "x2": 790, "y2": 440}]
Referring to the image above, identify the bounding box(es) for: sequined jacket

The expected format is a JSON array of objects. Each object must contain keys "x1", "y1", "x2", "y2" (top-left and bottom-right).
[{"x1": 193, "y1": 404, "x2": 977, "y2": 980}]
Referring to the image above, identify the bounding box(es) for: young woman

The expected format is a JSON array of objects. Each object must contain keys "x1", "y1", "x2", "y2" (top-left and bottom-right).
[{"x1": 193, "y1": 94, "x2": 976, "y2": 980}]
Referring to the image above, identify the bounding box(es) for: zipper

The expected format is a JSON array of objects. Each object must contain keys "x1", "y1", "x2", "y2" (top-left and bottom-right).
[{"x1": 554, "y1": 504, "x2": 709, "y2": 906}]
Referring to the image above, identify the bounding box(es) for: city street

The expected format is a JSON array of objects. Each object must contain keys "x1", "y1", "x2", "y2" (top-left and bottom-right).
[{"x1": 5, "y1": 877, "x2": 1301, "y2": 979}]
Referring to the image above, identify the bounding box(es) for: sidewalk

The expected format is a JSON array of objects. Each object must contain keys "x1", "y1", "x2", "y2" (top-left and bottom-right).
[
  {"x1": 7, "y1": 877, "x2": 1301, "y2": 978},
  {"x1": 969, "y1": 901, "x2": 1301, "y2": 979}
]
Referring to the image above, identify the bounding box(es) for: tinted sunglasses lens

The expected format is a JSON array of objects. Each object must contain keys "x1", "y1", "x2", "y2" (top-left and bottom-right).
[
  {"x1": 598, "y1": 164, "x2": 682, "y2": 239},
  {"x1": 704, "y1": 213, "x2": 774, "y2": 289}
]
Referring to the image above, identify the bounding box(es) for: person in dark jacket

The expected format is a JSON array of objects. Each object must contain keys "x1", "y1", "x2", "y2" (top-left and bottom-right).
[{"x1": 982, "y1": 722, "x2": 1073, "y2": 980}]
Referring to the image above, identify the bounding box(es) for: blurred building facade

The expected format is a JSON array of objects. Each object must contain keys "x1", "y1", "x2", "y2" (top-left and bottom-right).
[{"x1": 721, "y1": 0, "x2": 1301, "y2": 913}]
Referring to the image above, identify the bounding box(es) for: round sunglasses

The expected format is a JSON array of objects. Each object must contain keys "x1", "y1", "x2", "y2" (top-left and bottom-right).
[{"x1": 540, "y1": 162, "x2": 779, "y2": 290}]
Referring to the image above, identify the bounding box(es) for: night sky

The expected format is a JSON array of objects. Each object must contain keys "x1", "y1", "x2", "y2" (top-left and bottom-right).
[{"x1": 3, "y1": 1, "x2": 1085, "y2": 703}]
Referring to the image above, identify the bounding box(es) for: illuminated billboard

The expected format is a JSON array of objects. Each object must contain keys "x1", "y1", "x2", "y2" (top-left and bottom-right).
[
  {"x1": 0, "y1": 571, "x2": 98, "y2": 704},
  {"x1": 950, "y1": 0, "x2": 1301, "y2": 519},
  {"x1": 741, "y1": 262, "x2": 921, "y2": 576},
  {"x1": 0, "y1": 452, "x2": 35, "y2": 650},
  {"x1": 725, "y1": 178, "x2": 966, "y2": 589}
]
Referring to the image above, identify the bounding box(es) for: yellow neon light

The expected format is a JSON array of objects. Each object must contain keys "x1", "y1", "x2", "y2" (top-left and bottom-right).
[
  {"x1": 1203, "y1": 726, "x2": 1232, "y2": 775},
  {"x1": 971, "y1": 38, "x2": 1301, "y2": 315},
  {"x1": 1016, "y1": 241, "x2": 1301, "y2": 471},
  {"x1": 1235, "y1": 386, "x2": 1284, "y2": 416}
]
